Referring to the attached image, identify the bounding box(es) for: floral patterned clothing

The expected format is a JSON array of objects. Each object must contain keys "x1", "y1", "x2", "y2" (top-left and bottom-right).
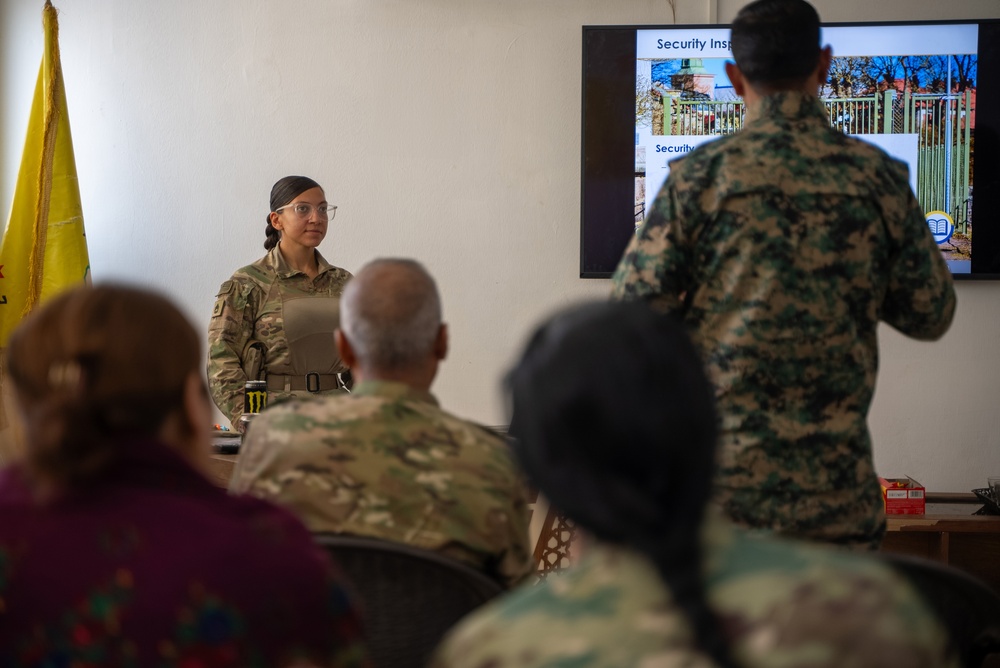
[{"x1": 0, "y1": 439, "x2": 370, "y2": 668}]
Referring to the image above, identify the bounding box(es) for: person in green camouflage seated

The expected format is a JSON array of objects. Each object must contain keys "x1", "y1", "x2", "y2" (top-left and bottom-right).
[
  {"x1": 431, "y1": 301, "x2": 958, "y2": 668},
  {"x1": 229, "y1": 258, "x2": 534, "y2": 587},
  {"x1": 208, "y1": 175, "x2": 352, "y2": 431},
  {"x1": 611, "y1": 0, "x2": 956, "y2": 549}
]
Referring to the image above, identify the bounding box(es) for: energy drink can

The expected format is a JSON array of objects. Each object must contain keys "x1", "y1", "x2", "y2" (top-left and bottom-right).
[{"x1": 244, "y1": 380, "x2": 268, "y2": 414}]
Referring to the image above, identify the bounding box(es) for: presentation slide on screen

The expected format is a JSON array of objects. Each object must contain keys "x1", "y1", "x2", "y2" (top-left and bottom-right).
[
  {"x1": 640, "y1": 134, "x2": 918, "y2": 218},
  {"x1": 635, "y1": 24, "x2": 978, "y2": 273}
]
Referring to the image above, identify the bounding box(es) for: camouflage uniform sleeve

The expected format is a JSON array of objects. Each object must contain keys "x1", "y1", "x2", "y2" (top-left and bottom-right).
[
  {"x1": 710, "y1": 522, "x2": 962, "y2": 668},
  {"x1": 226, "y1": 411, "x2": 279, "y2": 495},
  {"x1": 496, "y1": 469, "x2": 536, "y2": 587},
  {"x1": 609, "y1": 175, "x2": 694, "y2": 313},
  {"x1": 880, "y1": 159, "x2": 957, "y2": 340},
  {"x1": 725, "y1": 567, "x2": 961, "y2": 667},
  {"x1": 207, "y1": 277, "x2": 258, "y2": 427},
  {"x1": 450, "y1": 427, "x2": 536, "y2": 588}
]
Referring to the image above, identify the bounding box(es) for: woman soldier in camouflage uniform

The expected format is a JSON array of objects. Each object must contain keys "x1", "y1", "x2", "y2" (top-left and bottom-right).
[{"x1": 207, "y1": 176, "x2": 352, "y2": 430}]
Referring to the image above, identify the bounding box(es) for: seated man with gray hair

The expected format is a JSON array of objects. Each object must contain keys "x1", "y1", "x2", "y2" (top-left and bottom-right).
[{"x1": 230, "y1": 258, "x2": 534, "y2": 586}]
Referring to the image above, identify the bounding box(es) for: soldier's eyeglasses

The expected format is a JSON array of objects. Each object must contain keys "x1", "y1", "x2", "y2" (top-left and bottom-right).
[{"x1": 273, "y1": 203, "x2": 337, "y2": 220}]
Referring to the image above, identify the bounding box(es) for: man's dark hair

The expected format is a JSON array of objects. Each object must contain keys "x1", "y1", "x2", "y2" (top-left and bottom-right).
[{"x1": 730, "y1": 0, "x2": 822, "y2": 87}]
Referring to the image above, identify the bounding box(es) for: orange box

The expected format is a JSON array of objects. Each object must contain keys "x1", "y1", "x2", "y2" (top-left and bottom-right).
[{"x1": 879, "y1": 476, "x2": 926, "y2": 515}]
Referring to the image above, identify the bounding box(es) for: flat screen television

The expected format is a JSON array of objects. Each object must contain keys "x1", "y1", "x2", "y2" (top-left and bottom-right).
[{"x1": 581, "y1": 20, "x2": 1000, "y2": 279}]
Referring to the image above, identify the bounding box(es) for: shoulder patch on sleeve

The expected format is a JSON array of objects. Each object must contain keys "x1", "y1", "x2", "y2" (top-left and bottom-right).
[{"x1": 212, "y1": 280, "x2": 234, "y2": 318}]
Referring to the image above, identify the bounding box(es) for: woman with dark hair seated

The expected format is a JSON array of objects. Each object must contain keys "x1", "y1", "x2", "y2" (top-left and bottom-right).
[
  {"x1": 0, "y1": 284, "x2": 370, "y2": 667},
  {"x1": 432, "y1": 301, "x2": 957, "y2": 668}
]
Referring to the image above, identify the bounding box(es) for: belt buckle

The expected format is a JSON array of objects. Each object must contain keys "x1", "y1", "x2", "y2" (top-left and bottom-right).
[{"x1": 305, "y1": 372, "x2": 321, "y2": 393}]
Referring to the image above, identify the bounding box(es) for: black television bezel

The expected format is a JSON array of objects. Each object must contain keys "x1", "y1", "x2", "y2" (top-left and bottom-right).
[{"x1": 580, "y1": 19, "x2": 1000, "y2": 280}]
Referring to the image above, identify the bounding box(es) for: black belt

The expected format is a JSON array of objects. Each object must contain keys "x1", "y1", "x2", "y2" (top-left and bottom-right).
[{"x1": 267, "y1": 373, "x2": 343, "y2": 393}]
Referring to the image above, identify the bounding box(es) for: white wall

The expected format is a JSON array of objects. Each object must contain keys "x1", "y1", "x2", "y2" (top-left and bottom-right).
[{"x1": 2, "y1": 0, "x2": 999, "y2": 491}]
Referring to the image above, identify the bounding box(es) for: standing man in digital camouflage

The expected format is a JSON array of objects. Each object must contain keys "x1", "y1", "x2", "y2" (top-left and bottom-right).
[
  {"x1": 230, "y1": 258, "x2": 534, "y2": 586},
  {"x1": 611, "y1": 0, "x2": 956, "y2": 549}
]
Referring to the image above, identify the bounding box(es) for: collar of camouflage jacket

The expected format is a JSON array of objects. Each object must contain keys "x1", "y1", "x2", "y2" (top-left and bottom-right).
[
  {"x1": 744, "y1": 90, "x2": 828, "y2": 128},
  {"x1": 269, "y1": 243, "x2": 336, "y2": 278},
  {"x1": 351, "y1": 379, "x2": 439, "y2": 407},
  {"x1": 572, "y1": 510, "x2": 734, "y2": 576}
]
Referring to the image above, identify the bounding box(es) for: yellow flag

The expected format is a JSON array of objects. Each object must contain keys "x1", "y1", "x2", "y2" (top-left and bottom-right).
[
  {"x1": 0, "y1": 0, "x2": 89, "y2": 458},
  {"x1": 0, "y1": 0, "x2": 90, "y2": 347}
]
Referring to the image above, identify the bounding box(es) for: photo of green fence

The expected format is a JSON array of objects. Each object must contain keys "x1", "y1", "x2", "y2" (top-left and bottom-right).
[{"x1": 635, "y1": 54, "x2": 977, "y2": 265}]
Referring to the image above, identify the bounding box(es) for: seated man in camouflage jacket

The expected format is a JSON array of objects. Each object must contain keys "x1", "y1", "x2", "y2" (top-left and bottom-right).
[{"x1": 230, "y1": 258, "x2": 534, "y2": 587}]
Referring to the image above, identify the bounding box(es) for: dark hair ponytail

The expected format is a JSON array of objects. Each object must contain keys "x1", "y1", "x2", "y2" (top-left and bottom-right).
[
  {"x1": 264, "y1": 175, "x2": 322, "y2": 251},
  {"x1": 264, "y1": 218, "x2": 281, "y2": 251},
  {"x1": 506, "y1": 301, "x2": 736, "y2": 668}
]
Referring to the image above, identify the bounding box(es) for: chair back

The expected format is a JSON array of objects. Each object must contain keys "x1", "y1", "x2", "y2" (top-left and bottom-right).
[
  {"x1": 314, "y1": 533, "x2": 504, "y2": 668},
  {"x1": 881, "y1": 552, "x2": 1000, "y2": 667}
]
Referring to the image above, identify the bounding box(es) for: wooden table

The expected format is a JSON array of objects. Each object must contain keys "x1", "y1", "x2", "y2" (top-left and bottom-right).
[
  {"x1": 881, "y1": 493, "x2": 1000, "y2": 592},
  {"x1": 532, "y1": 491, "x2": 1000, "y2": 585}
]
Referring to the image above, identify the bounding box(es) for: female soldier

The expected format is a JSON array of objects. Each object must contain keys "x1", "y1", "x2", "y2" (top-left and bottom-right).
[{"x1": 208, "y1": 175, "x2": 352, "y2": 430}]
